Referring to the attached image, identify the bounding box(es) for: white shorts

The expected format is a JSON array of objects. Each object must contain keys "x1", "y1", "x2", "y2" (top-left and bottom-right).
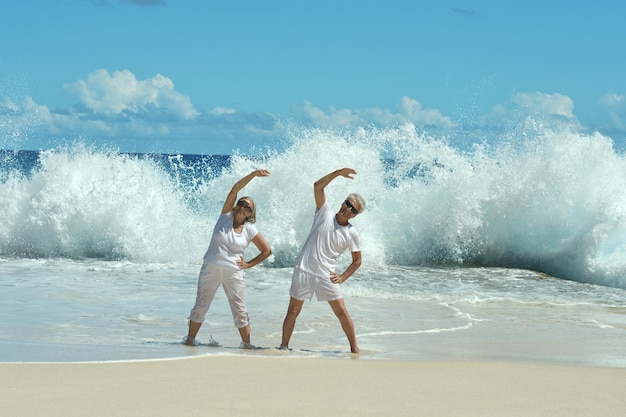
[{"x1": 289, "y1": 268, "x2": 343, "y2": 302}]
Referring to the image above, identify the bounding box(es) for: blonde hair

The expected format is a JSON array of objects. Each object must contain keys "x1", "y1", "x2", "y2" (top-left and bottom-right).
[{"x1": 238, "y1": 196, "x2": 257, "y2": 223}]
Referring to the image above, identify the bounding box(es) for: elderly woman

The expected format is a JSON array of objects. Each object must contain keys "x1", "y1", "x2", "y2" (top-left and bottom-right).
[{"x1": 184, "y1": 169, "x2": 272, "y2": 348}]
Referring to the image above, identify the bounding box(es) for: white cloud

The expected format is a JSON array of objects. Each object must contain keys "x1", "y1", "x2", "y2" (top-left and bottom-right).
[
  {"x1": 6, "y1": 68, "x2": 626, "y2": 153},
  {"x1": 210, "y1": 107, "x2": 236, "y2": 116},
  {"x1": 302, "y1": 101, "x2": 361, "y2": 127},
  {"x1": 0, "y1": 69, "x2": 280, "y2": 153},
  {"x1": 511, "y1": 92, "x2": 574, "y2": 118},
  {"x1": 1, "y1": 96, "x2": 20, "y2": 112},
  {"x1": 302, "y1": 97, "x2": 452, "y2": 129},
  {"x1": 599, "y1": 93, "x2": 624, "y2": 109},
  {"x1": 64, "y1": 69, "x2": 200, "y2": 120},
  {"x1": 0, "y1": 96, "x2": 54, "y2": 129},
  {"x1": 599, "y1": 92, "x2": 626, "y2": 129},
  {"x1": 396, "y1": 96, "x2": 453, "y2": 128}
]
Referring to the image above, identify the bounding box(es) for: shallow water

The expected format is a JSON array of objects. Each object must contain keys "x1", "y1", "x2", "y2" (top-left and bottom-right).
[{"x1": 2, "y1": 258, "x2": 625, "y2": 367}]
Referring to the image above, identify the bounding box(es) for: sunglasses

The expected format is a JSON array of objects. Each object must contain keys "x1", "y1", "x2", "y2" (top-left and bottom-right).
[
  {"x1": 344, "y1": 199, "x2": 359, "y2": 215},
  {"x1": 237, "y1": 200, "x2": 252, "y2": 212}
]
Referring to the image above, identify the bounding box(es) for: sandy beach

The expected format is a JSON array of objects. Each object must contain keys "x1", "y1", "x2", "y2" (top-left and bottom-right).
[{"x1": 2, "y1": 355, "x2": 625, "y2": 417}]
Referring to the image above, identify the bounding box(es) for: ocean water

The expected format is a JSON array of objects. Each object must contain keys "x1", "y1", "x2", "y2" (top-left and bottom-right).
[{"x1": 1, "y1": 125, "x2": 626, "y2": 366}]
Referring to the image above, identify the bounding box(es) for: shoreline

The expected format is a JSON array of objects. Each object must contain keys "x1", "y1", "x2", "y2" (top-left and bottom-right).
[{"x1": 2, "y1": 355, "x2": 625, "y2": 417}]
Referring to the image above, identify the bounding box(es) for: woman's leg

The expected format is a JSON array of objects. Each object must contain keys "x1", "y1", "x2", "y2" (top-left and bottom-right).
[
  {"x1": 186, "y1": 263, "x2": 221, "y2": 344},
  {"x1": 222, "y1": 270, "x2": 251, "y2": 344},
  {"x1": 185, "y1": 320, "x2": 203, "y2": 345},
  {"x1": 237, "y1": 325, "x2": 251, "y2": 345}
]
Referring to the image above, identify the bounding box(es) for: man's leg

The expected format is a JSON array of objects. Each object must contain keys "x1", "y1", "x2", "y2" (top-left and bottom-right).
[
  {"x1": 281, "y1": 297, "x2": 304, "y2": 348},
  {"x1": 328, "y1": 298, "x2": 360, "y2": 354}
]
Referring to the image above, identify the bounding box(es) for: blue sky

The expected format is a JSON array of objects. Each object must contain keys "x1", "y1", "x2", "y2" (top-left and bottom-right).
[{"x1": 1, "y1": 0, "x2": 626, "y2": 154}]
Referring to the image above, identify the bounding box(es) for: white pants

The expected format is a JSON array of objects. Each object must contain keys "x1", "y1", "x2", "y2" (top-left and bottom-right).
[{"x1": 189, "y1": 262, "x2": 249, "y2": 328}]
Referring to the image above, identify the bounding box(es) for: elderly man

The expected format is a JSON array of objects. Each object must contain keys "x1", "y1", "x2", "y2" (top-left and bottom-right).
[{"x1": 280, "y1": 168, "x2": 365, "y2": 353}]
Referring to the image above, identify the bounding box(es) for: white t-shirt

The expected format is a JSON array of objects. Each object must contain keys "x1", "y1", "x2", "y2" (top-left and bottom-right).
[
  {"x1": 294, "y1": 201, "x2": 361, "y2": 278},
  {"x1": 203, "y1": 211, "x2": 259, "y2": 271}
]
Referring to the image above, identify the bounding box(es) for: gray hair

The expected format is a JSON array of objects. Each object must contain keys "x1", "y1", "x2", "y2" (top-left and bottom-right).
[{"x1": 347, "y1": 193, "x2": 366, "y2": 213}]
